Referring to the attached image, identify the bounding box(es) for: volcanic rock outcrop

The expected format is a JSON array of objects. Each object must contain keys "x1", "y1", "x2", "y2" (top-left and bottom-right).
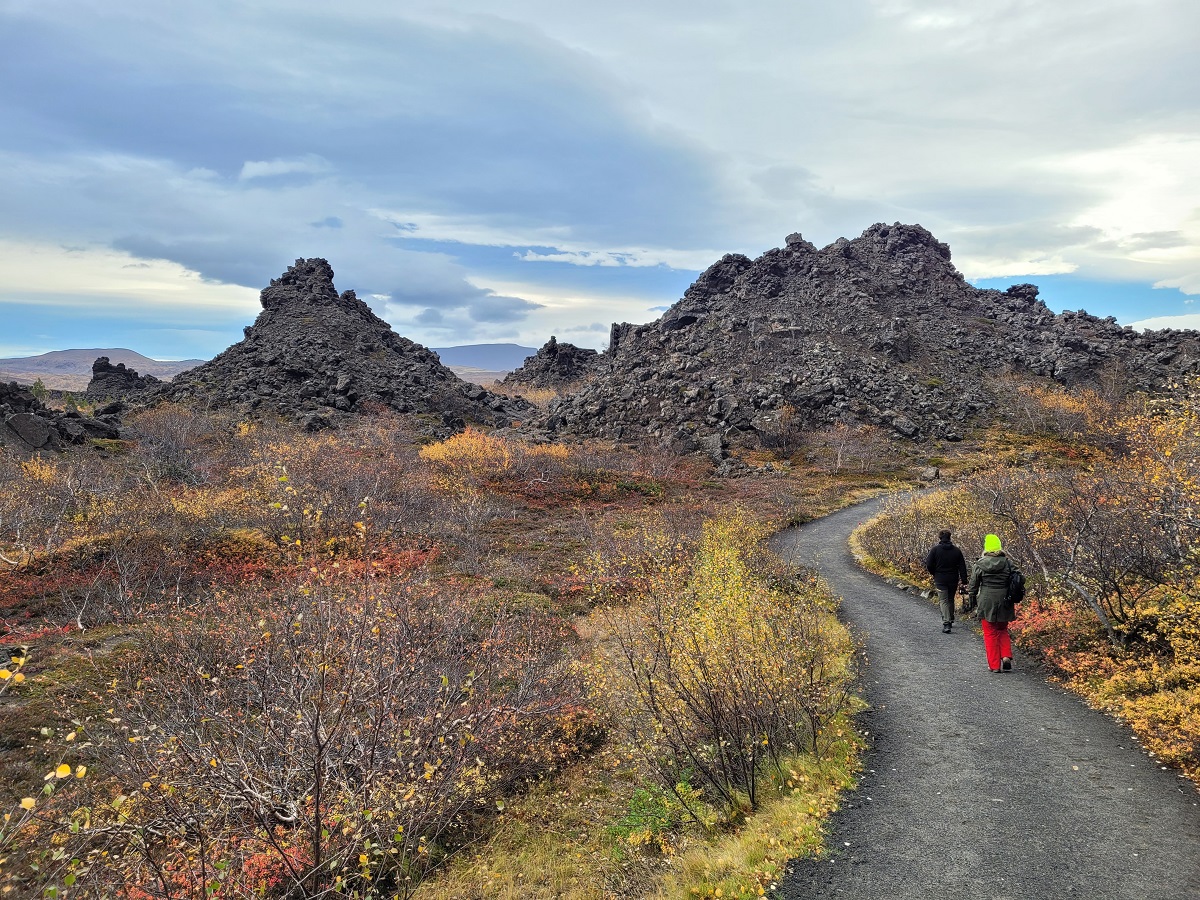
[
  {"x1": 542, "y1": 223, "x2": 1200, "y2": 448},
  {"x1": 0, "y1": 382, "x2": 122, "y2": 453},
  {"x1": 149, "y1": 259, "x2": 534, "y2": 430},
  {"x1": 502, "y1": 337, "x2": 601, "y2": 389},
  {"x1": 86, "y1": 356, "x2": 162, "y2": 398}
]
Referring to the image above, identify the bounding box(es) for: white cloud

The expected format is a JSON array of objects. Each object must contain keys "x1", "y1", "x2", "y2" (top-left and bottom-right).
[
  {"x1": 959, "y1": 256, "x2": 1079, "y2": 280},
  {"x1": 238, "y1": 155, "x2": 333, "y2": 181},
  {"x1": 1154, "y1": 274, "x2": 1200, "y2": 296},
  {"x1": 1129, "y1": 313, "x2": 1200, "y2": 332},
  {"x1": 0, "y1": 239, "x2": 258, "y2": 313},
  {"x1": 370, "y1": 208, "x2": 723, "y2": 270},
  {"x1": 1050, "y1": 135, "x2": 1200, "y2": 240},
  {"x1": 465, "y1": 276, "x2": 664, "y2": 349},
  {"x1": 517, "y1": 249, "x2": 700, "y2": 268}
]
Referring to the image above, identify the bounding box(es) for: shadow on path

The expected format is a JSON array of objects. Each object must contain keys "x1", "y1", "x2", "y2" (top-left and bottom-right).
[{"x1": 770, "y1": 497, "x2": 1200, "y2": 900}]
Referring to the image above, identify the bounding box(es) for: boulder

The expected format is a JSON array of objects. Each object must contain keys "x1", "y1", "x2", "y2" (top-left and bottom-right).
[
  {"x1": 502, "y1": 336, "x2": 602, "y2": 389},
  {"x1": 5, "y1": 412, "x2": 58, "y2": 450},
  {"x1": 0, "y1": 382, "x2": 119, "y2": 452},
  {"x1": 86, "y1": 357, "x2": 162, "y2": 398}
]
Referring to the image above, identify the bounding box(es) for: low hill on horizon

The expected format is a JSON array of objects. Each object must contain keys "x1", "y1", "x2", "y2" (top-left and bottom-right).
[
  {"x1": 2, "y1": 344, "x2": 540, "y2": 392},
  {"x1": 0, "y1": 349, "x2": 205, "y2": 392},
  {"x1": 432, "y1": 343, "x2": 537, "y2": 372}
]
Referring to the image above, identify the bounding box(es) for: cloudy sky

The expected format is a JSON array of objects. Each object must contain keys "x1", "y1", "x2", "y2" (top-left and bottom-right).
[{"x1": 3, "y1": 0, "x2": 1198, "y2": 359}]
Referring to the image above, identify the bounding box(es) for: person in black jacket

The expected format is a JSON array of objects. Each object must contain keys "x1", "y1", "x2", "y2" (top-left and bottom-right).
[{"x1": 925, "y1": 529, "x2": 968, "y2": 633}]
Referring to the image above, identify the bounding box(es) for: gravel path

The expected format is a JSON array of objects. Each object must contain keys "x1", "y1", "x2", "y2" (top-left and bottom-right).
[{"x1": 770, "y1": 497, "x2": 1200, "y2": 900}]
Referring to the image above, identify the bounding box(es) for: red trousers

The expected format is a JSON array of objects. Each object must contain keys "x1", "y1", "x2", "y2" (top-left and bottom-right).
[{"x1": 981, "y1": 620, "x2": 1012, "y2": 671}]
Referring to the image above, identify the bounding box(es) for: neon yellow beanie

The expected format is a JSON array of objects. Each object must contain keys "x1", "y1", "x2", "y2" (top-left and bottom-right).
[{"x1": 984, "y1": 534, "x2": 1002, "y2": 553}]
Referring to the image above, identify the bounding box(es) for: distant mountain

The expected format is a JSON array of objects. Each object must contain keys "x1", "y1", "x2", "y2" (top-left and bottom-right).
[
  {"x1": 0, "y1": 345, "x2": 540, "y2": 393},
  {"x1": 0, "y1": 349, "x2": 205, "y2": 392},
  {"x1": 432, "y1": 343, "x2": 537, "y2": 372}
]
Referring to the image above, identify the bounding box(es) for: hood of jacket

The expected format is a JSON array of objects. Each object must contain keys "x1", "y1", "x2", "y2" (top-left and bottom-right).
[{"x1": 975, "y1": 553, "x2": 1009, "y2": 575}]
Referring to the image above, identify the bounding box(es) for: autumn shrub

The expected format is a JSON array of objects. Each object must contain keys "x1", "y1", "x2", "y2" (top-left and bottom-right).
[
  {"x1": 420, "y1": 428, "x2": 513, "y2": 490},
  {"x1": 804, "y1": 423, "x2": 894, "y2": 475},
  {"x1": 994, "y1": 380, "x2": 1109, "y2": 440},
  {"x1": 251, "y1": 419, "x2": 445, "y2": 543},
  {"x1": 494, "y1": 384, "x2": 563, "y2": 408},
  {"x1": 592, "y1": 511, "x2": 857, "y2": 819},
  {"x1": 0, "y1": 452, "x2": 219, "y2": 625},
  {"x1": 126, "y1": 403, "x2": 235, "y2": 484},
  {"x1": 855, "y1": 486, "x2": 991, "y2": 581},
  {"x1": 419, "y1": 429, "x2": 578, "y2": 502},
  {"x1": 0, "y1": 453, "x2": 111, "y2": 567},
  {"x1": 28, "y1": 569, "x2": 596, "y2": 899}
]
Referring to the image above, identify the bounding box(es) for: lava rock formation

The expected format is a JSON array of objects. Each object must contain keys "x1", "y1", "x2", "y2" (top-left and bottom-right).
[
  {"x1": 541, "y1": 223, "x2": 1200, "y2": 449},
  {"x1": 149, "y1": 259, "x2": 534, "y2": 430}
]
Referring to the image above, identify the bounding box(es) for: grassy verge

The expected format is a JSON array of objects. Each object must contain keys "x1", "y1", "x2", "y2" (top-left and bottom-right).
[
  {"x1": 420, "y1": 510, "x2": 869, "y2": 900},
  {"x1": 418, "y1": 715, "x2": 863, "y2": 900},
  {"x1": 659, "y1": 724, "x2": 862, "y2": 900}
]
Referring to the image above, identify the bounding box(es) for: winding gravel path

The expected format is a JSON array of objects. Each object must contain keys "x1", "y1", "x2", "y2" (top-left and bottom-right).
[{"x1": 770, "y1": 497, "x2": 1200, "y2": 900}]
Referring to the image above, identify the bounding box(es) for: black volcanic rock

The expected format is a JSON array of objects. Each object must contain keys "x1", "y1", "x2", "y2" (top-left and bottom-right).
[
  {"x1": 0, "y1": 382, "x2": 122, "y2": 453},
  {"x1": 541, "y1": 223, "x2": 1200, "y2": 448},
  {"x1": 502, "y1": 337, "x2": 601, "y2": 389},
  {"x1": 147, "y1": 259, "x2": 535, "y2": 428},
  {"x1": 86, "y1": 356, "x2": 162, "y2": 398}
]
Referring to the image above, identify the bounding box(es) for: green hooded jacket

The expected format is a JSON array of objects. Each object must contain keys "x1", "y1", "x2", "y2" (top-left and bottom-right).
[{"x1": 967, "y1": 551, "x2": 1018, "y2": 623}]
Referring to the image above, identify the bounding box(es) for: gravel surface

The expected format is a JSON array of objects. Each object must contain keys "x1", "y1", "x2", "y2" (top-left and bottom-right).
[{"x1": 770, "y1": 497, "x2": 1200, "y2": 900}]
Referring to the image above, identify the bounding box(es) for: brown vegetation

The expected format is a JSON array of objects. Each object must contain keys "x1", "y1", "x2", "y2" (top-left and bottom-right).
[{"x1": 0, "y1": 405, "x2": 904, "y2": 899}]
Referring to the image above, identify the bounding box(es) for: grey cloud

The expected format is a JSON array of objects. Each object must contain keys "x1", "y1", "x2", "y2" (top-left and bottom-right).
[
  {"x1": 466, "y1": 293, "x2": 541, "y2": 324},
  {"x1": 1118, "y1": 231, "x2": 1189, "y2": 251},
  {"x1": 892, "y1": 183, "x2": 1104, "y2": 230},
  {"x1": 942, "y1": 221, "x2": 1108, "y2": 272},
  {"x1": 749, "y1": 164, "x2": 820, "y2": 200},
  {"x1": 2, "y1": 5, "x2": 729, "y2": 246},
  {"x1": 385, "y1": 275, "x2": 543, "y2": 326},
  {"x1": 3, "y1": 0, "x2": 1199, "y2": 353},
  {"x1": 112, "y1": 235, "x2": 282, "y2": 289}
]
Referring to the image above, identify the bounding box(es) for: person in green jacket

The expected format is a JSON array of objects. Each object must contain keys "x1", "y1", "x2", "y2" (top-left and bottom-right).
[{"x1": 966, "y1": 533, "x2": 1020, "y2": 672}]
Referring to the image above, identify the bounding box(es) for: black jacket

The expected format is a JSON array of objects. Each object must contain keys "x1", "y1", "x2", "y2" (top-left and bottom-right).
[{"x1": 925, "y1": 538, "x2": 968, "y2": 588}]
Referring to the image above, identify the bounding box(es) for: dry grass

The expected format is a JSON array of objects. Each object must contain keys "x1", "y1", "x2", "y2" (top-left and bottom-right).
[
  {"x1": 414, "y1": 755, "x2": 657, "y2": 900},
  {"x1": 491, "y1": 383, "x2": 567, "y2": 408},
  {"x1": 418, "y1": 722, "x2": 864, "y2": 900}
]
